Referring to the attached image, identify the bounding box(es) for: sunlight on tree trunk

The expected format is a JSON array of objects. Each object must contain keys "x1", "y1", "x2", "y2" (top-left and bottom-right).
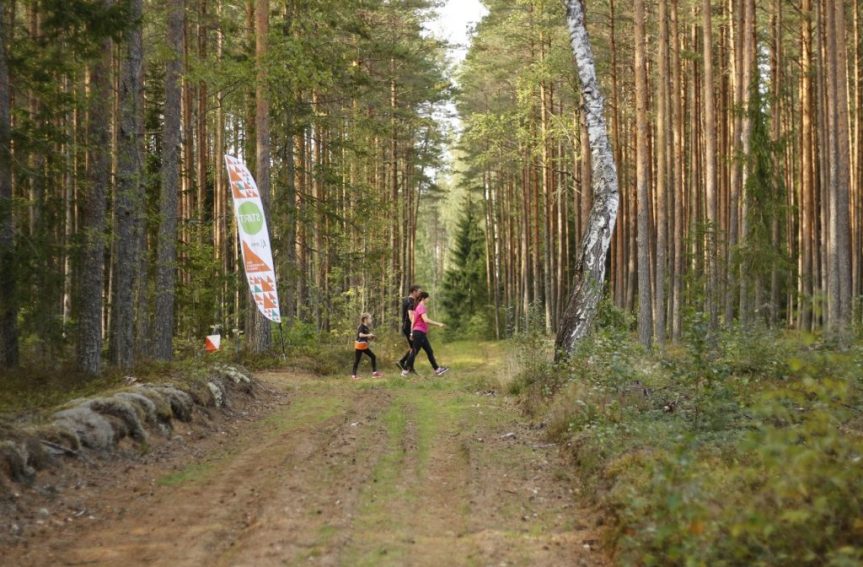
[{"x1": 555, "y1": 0, "x2": 620, "y2": 358}]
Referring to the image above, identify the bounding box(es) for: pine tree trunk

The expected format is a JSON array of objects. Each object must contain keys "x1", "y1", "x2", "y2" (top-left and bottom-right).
[
  {"x1": 655, "y1": 0, "x2": 670, "y2": 345},
  {"x1": 110, "y1": 0, "x2": 144, "y2": 369},
  {"x1": 738, "y1": 0, "x2": 755, "y2": 323},
  {"x1": 249, "y1": 0, "x2": 272, "y2": 352},
  {"x1": 825, "y1": 0, "x2": 852, "y2": 334},
  {"x1": 799, "y1": 0, "x2": 814, "y2": 330},
  {"x1": 153, "y1": 0, "x2": 184, "y2": 360},
  {"x1": 671, "y1": 0, "x2": 685, "y2": 340},
  {"x1": 725, "y1": 0, "x2": 742, "y2": 325},
  {"x1": 634, "y1": 0, "x2": 652, "y2": 348},
  {"x1": 0, "y1": 0, "x2": 18, "y2": 367},
  {"x1": 76, "y1": 1, "x2": 114, "y2": 375},
  {"x1": 702, "y1": 0, "x2": 719, "y2": 328},
  {"x1": 555, "y1": 0, "x2": 620, "y2": 356}
]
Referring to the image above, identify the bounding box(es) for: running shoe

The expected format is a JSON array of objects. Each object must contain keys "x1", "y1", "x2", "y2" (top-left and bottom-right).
[
  {"x1": 372, "y1": 371, "x2": 383, "y2": 378},
  {"x1": 400, "y1": 369, "x2": 409, "y2": 378},
  {"x1": 351, "y1": 374, "x2": 359, "y2": 380},
  {"x1": 434, "y1": 367, "x2": 449, "y2": 376}
]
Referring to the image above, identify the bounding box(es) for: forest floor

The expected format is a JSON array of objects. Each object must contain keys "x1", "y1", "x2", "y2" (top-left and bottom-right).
[{"x1": 2, "y1": 342, "x2": 607, "y2": 566}]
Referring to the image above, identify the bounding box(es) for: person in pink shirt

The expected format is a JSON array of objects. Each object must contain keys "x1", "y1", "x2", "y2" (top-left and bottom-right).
[{"x1": 402, "y1": 292, "x2": 449, "y2": 377}]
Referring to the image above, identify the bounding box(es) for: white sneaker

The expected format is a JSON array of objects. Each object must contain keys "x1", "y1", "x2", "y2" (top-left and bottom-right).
[
  {"x1": 401, "y1": 369, "x2": 409, "y2": 377},
  {"x1": 434, "y1": 367, "x2": 449, "y2": 376}
]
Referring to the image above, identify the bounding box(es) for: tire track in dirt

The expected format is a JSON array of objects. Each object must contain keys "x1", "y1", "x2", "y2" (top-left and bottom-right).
[
  {"x1": 5, "y1": 345, "x2": 608, "y2": 566},
  {"x1": 10, "y1": 381, "x2": 395, "y2": 567}
]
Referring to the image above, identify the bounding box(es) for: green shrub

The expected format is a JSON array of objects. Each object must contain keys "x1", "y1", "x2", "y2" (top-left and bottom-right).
[{"x1": 515, "y1": 325, "x2": 863, "y2": 565}]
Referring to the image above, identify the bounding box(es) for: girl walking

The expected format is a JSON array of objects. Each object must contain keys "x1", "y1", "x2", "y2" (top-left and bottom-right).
[
  {"x1": 402, "y1": 292, "x2": 449, "y2": 377},
  {"x1": 352, "y1": 313, "x2": 382, "y2": 380}
]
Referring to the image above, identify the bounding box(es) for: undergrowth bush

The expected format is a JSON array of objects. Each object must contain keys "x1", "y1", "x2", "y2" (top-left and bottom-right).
[{"x1": 518, "y1": 321, "x2": 863, "y2": 565}]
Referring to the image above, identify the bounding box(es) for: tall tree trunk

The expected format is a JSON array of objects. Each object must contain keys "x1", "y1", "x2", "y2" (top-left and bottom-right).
[
  {"x1": 196, "y1": 0, "x2": 207, "y2": 226},
  {"x1": 110, "y1": 0, "x2": 144, "y2": 369},
  {"x1": 670, "y1": 0, "x2": 684, "y2": 340},
  {"x1": 634, "y1": 0, "x2": 652, "y2": 348},
  {"x1": 769, "y1": 0, "x2": 782, "y2": 325},
  {"x1": 738, "y1": 0, "x2": 755, "y2": 322},
  {"x1": 153, "y1": 0, "x2": 184, "y2": 360},
  {"x1": 799, "y1": 0, "x2": 814, "y2": 331},
  {"x1": 249, "y1": 0, "x2": 272, "y2": 352},
  {"x1": 0, "y1": 0, "x2": 18, "y2": 367},
  {"x1": 854, "y1": 0, "x2": 862, "y2": 321},
  {"x1": 702, "y1": 0, "x2": 719, "y2": 328},
  {"x1": 214, "y1": 0, "x2": 227, "y2": 323},
  {"x1": 76, "y1": 1, "x2": 114, "y2": 375},
  {"x1": 725, "y1": 0, "x2": 742, "y2": 325},
  {"x1": 555, "y1": 0, "x2": 620, "y2": 356},
  {"x1": 655, "y1": 0, "x2": 670, "y2": 344},
  {"x1": 825, "y1": 0, "x2": 852, "y2": 334}
]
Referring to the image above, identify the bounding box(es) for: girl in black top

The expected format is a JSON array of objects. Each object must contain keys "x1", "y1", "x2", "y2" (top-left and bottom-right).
[{"x1": 352, "y1": 312, "x2": 382, "y2": 380}]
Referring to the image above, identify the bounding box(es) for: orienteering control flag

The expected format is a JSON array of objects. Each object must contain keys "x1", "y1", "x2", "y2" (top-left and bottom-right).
[
  {"x1": 205, "y1": 334, "x2": 221, "y2": 352},
  {"x1": 225, "y1": 155, "x2": 281, "y2": 323}
]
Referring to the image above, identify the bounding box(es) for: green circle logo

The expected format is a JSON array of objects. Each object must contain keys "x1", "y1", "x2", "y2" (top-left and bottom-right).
[{"x1": 238, "y1": 202, "x2": 264, "y2": 235}]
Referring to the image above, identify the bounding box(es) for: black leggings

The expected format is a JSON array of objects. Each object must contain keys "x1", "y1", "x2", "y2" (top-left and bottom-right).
[
  {"x1": 353, "y1": 348, "x2": 377, "y2": 374},
  {"x1": 398, "y1": 329, "x2": 414, "y2": 368},
  {"x1": 405, "y1": 331, "x2": 438, "y2": 370}
]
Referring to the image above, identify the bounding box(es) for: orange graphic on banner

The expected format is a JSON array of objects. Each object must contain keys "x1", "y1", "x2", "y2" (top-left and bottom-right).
[
  {"x1": 242, "y1": 241, "x2": 271, "y2": 272},
  {"x1": 227, "y1": 164, "x2": 258, "y2": 200},
  {"x1": 263, "y1": 294, "x2": 278, "y2": 309}
]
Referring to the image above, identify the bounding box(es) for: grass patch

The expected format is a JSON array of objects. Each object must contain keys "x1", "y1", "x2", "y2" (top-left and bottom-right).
[
  {"x1": 157, "y1": 461, "x2": 215, "y2": 487},
  {"x1": 260, "y1": 385, "x2": 347, "y2": 433}
]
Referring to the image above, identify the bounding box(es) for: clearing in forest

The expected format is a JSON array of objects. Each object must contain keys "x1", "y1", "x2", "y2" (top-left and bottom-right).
[{"x1": 5, "y1": 342, "x2": 606, "y2": 566}]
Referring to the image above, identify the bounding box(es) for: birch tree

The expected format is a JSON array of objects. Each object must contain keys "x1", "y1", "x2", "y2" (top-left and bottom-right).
[{"x1": 555, "y1": 0, "x2": 620, "y2": 357}]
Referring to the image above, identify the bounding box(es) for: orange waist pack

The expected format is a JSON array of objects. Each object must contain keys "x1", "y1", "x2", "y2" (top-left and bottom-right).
[{"x1": 354, "y1": 341, "x2": 368, "y2": 350}]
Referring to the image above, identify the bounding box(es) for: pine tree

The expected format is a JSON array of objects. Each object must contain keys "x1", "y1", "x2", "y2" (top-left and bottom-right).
[{"x1": 0, "y1": 0, "x2": 17, "y2": 367}]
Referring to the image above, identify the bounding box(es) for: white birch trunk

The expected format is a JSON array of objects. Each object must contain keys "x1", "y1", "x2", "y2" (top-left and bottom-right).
[{"x1": 555, "y1": 0, "x2": 621, "y2": 357}]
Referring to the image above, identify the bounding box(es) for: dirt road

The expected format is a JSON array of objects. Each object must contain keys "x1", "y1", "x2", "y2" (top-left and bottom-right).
[{"x1": 6, "y1": 343, "x2": 606, "y2": 566}]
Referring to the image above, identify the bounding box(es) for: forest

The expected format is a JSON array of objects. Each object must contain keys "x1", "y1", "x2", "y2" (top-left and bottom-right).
[
  {"x1": 1, "y1": 0, "x2": 863, "y2": 564},
  {"x1": 1, "y1": 0, "x2": 861, "y2": 376}
]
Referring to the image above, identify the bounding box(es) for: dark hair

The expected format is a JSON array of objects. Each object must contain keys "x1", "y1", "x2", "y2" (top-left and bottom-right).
[
  {"x1": 409, "y1": 285, "x2": 421, "y2": 293},
  {"x1": 417, "y1": 291, "x2": 429, "y2": 300}
]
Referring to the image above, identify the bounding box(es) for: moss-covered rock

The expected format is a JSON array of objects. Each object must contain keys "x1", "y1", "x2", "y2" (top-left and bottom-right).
[
  {"x1": 0, "y1": 441, "x2": 36, "y2": 485},
  {"x1": 88, "y1": 397, "x2": 147, "y2": 442},
  {"x1": 1, "y1": 364, "x2": 257, "y2": 486},
  {"x1": 52, "y1": 406, "x2": 117, "y2": 450}
]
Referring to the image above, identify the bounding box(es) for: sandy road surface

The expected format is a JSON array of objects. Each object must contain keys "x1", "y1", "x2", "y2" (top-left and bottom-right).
[{"x1": 4, "y1": 343, "x2": 606, "y2": 566}]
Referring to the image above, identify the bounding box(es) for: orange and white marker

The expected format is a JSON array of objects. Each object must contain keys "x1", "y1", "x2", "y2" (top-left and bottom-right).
[{"x1": 205, "y1": 334, "x2": 221, "y2": 353}]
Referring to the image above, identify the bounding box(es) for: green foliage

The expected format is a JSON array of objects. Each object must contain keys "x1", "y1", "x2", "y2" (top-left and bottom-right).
[
  {"x1": 517, "y1": 327, "x2": 863, "y2": 565},
  {"x1": 734, "y1": 70, "x2": 792, "y2": 317},
  {"x1": 439, "y1": 199, "x2": 489, "y2": 339},
  {"x1": 176, "y1": 223, "x2": 224, "y2": 340}
]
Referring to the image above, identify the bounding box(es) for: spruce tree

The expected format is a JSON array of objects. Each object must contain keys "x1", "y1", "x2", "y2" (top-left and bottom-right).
[{"x1": 440, "y1": 200, "x2": 488, "y2": 338}]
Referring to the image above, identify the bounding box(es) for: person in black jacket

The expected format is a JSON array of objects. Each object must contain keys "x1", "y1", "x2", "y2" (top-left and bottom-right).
[{"x1": 397, "y1": 285, "x2": 422, "y2": 372}]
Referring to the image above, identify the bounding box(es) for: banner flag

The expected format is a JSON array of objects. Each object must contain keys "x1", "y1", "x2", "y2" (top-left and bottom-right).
[
  {"x1": 225, "y1": 155, "x2": 281, "y2": 323},
  {"x1": 205, "y1": 335, "x2": 221, "y2": 352}
]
